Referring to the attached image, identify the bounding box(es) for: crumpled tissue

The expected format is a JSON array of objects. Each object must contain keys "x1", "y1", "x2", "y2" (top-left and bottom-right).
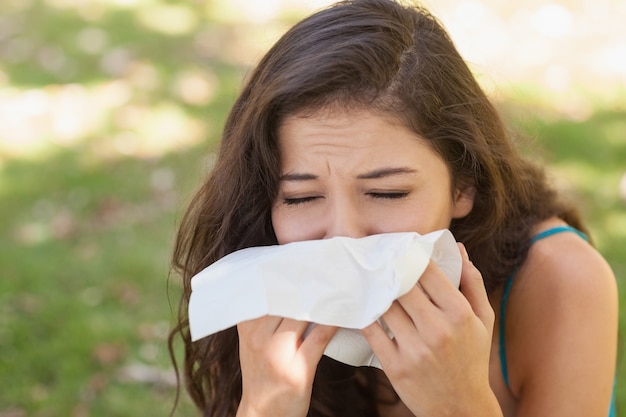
[{"x1": 188, "y1": 229, "x2": 462, "y2": 368}]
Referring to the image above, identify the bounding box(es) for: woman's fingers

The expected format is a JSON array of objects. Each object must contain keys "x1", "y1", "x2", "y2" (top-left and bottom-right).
[
  {"x1": 238, "y1": 315, "x2": 284, "y2": 351},
  {"x1": 399, "y1": 244, "x2": 494, "y2": 332},
  {"x1": 239, "y1": 316, "x2": 335, "y2": 360},
  {"x1": 362, "y1": 262, "x2": 453, "y2": 355},
  {"x1": 272, "y1": 316, "x2": 310, "y2": 344},
  {"x1": 414, "y1": 259, "x2": 466, "y2": 311},
  {"x1": 360, "y1": 243, "x2": 497, "y2": 417},
  {"x1": 361, "y1": 318, "x2": 397, "y2": 365},
  {"x1": 456, "y1": 242, "x2": 495, "y2": 329},
  {"x1": 237, "y1": 316, "x2": 337, "y2": 417},
  {"x1": 299, "y1": 323, "x2": 338, "y2": 362}
]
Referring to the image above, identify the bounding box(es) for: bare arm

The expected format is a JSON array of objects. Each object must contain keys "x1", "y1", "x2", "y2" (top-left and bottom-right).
[{"x1": 505, "y1": 233, "x2": 618, "y2": 416}]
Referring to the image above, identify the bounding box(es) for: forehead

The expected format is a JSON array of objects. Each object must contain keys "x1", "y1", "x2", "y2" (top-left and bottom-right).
[
  {"x1": 279, "y1": 111, "x2": 396, "y2": 161},
  {"x1": 278, "y1": 105, "x2": 426, "y2": 144},
  {"x1": 276, "y1": 108, "x2": 449, "y2": 176},
  {"x1": 278, "y1": 107, "x2": 411, "y2": 145}
]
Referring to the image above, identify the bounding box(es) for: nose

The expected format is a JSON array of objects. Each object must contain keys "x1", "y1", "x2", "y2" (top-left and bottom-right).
[{"x1": 323, "y1": 196, "x2": 368, "y2": 239}]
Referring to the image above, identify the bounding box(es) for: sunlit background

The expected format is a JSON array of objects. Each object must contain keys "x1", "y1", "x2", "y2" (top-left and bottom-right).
[{"x1": 1, "y1": 0, "x2": 624, "y2": 416}]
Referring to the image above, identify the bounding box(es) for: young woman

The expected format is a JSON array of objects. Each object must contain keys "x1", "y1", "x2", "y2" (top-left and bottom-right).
[{"x1": 169, "y1": 1, "x2": 618, "y2": 416}]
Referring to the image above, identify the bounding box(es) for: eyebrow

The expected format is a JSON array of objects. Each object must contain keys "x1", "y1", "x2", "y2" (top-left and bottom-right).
[
  {"x1": 279, "y1": 173, "x2": 318, "y2": 181},
  {"x1": 279, "y1": 167, "x2": 417, "y2": 181},
  {"x1": 356, "y1": 167, "x2": 417, "y2": 179}
]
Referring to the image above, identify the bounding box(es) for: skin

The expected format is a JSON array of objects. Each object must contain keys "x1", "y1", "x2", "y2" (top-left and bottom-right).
[
  {"x1": 236, "y1": 108, "x2": 617, "y2": 417},
  {"x1": 489, "y1": 217, "x2": 618, "y2": 417}
]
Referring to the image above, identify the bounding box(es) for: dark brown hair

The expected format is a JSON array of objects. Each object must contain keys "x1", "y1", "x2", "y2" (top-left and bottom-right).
[{"x1": 169, "y1": 0, "x2": 586, "y2": 415}]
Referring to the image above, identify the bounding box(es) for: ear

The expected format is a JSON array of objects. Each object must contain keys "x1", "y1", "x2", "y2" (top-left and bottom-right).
[{"x1": 452, "y1": 184, "x2": 475, "y2": 219}]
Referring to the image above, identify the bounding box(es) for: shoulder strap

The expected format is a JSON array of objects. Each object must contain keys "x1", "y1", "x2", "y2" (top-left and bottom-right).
[
  {"x1": 499, "y1": 225, "x2": 587, "y2": 388},
  {"x1": 529, "y1": 225, "x2": 588, "y2": 244},
  {"x1": 499, "y1": 271, "x2": 516, "y2": 387}
]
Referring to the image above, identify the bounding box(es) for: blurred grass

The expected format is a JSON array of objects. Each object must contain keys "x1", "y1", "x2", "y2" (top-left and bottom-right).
[{"x1": 0, "y1": 0, "x2": 625, "y2": 416}]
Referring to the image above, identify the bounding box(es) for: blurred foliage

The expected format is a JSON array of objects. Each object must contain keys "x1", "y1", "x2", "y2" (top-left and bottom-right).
[
  {"x1": 0, "y1": 0, "x2": 270, "y2": 415},
  {"x1": 0, "y1": 0, "x2": 624, "y2": 416}
]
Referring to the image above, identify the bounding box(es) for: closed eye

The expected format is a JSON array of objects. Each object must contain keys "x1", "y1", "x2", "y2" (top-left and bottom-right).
[
  {"x1": 283, "y1": 196, "x2": 321, "y2": 206},
  {"x1": 367, "y1": 191, "x2": 409, "y2": 200}
]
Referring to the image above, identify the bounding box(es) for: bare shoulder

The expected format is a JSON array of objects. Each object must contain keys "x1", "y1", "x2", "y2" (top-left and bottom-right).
[
  {"x1": 505, "y1": 218, "x2": 618, "y2": 412},
  {"x1": 520, "y1": 220, "x2": 616, "y2": 298},
  {"x1": 511, "y1": 218, "x2": 618, "y2": 327}
]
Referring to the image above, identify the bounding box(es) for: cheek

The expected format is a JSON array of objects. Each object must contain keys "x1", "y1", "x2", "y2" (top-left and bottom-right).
[
  {"x1": 270, "y1": 209, "x2": 285, "y2": 242},
  {"x1": 377, "y1": 202, "x2": 453, "y2": 234},
  {"x1": 378, "y1": 213, "x2": 429, "y2": 235},
  {"x1": 271, "y1": 208, "x2": 312, "y2": 244}
]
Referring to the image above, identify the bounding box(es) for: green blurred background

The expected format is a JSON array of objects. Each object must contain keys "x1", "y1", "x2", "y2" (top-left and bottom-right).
[{"x1": 0, "y1": 0, "x2": 624, "y2": 416}]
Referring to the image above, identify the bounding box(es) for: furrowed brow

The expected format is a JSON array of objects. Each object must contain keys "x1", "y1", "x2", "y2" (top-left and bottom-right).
[
  {"x1": 279, "y1": 172, "x2": 319, "y2": 181},
  {"x1": 356, "y1": 167, "x2": 417, "y2": 180}
]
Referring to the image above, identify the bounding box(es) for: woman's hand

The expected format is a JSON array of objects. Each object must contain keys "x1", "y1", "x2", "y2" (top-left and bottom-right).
[
  {"x1": 361, "y1": 243, "x2": 502, "y2": 417},
  {"x1": 236, "y1": 316, "x2": 337, "y2": 417}
]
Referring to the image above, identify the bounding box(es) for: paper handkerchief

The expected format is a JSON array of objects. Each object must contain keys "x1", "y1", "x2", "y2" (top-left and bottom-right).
[{"x1": 188, "y1": 229, "x2": 462, "y2": 368}]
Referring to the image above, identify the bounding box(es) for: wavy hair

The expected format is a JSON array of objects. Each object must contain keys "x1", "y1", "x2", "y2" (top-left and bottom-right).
[{"x1": 168, "y1": 0, "x2": 586, "y2": 415}]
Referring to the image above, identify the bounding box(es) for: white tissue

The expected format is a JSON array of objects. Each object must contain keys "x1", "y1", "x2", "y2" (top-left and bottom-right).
[{"x1": 188, "y1": 229, "x2": 462, "y2": 368}]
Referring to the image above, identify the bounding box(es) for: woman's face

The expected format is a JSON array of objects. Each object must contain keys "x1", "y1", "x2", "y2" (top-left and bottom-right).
[{"x1": 271, "y1": 108, "x2": 474, "y2": 244}]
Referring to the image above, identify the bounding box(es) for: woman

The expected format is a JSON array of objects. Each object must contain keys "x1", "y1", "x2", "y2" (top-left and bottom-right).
[{"x1": 169, "y1": 0, "x2": 618, "y2": 416}]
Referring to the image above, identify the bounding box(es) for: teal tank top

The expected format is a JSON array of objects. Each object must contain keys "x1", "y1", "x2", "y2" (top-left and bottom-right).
[{"x1": 498, "y1": 225, "x2": 616, "y2": 416}]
